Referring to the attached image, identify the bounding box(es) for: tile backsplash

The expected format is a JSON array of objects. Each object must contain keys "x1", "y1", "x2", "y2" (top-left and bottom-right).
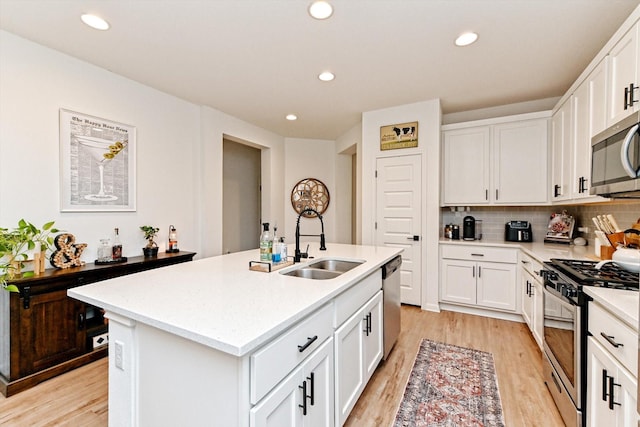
[{"x1": 440, "y1": 201, "x2": 640, "y2": 245}]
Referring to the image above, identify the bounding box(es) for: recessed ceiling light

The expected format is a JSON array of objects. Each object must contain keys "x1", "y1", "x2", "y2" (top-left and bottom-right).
[
  {"x1": 455, "y1": 32, "x2": 478, "y2": 47},
  {"x1": 308, "y1": 1, "x2": 333, "y2": 20},
  {"x1": 81, "y1": 14, "x2": 110, "y2": 30},
  {"x1": 318, "y1": 71, "x2": 335, "y2": 82},
  {"x1": 286, "y1": 114, "x2": 298, "y2": 121}
]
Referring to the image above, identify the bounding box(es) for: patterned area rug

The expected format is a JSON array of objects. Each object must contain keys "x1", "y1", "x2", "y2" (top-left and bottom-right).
[{"x1": 393, "y1": 339, "x2": 505, "y2": 427}]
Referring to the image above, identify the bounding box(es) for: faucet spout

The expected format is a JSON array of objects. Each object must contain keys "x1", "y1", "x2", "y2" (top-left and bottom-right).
[{"x1": 294, "y1": 208, "x2": 327, "y2": 262}]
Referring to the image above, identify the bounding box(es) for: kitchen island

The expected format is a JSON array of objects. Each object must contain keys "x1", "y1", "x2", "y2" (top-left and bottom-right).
[{"x1": 68, "y1": 243, "x2": 402, "y2": 427}]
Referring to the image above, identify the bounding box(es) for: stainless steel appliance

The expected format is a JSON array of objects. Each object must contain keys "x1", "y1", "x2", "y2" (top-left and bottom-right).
[
  {"x1": 590, "y1": 111, "x2": 640, "y2": 198},
  {"x1": 505, "y1": 220, "x2": 533, "y2": 242},
  {"x1": 541, "y1": 259, "x2": 639, "y2": 427},
  {"x1": 382, "y1": 255, "x2": 402, "y2": 360}
]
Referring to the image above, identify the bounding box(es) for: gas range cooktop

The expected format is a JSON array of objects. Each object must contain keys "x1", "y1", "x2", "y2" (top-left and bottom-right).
[{"x1": 548, "y1": 258, "x2": 639, "y2": 290}]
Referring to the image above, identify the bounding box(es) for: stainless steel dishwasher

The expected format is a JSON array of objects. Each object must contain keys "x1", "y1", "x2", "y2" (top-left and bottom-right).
[{"x1": 382, "y1": 255, "x2": 402, "y2": 360}]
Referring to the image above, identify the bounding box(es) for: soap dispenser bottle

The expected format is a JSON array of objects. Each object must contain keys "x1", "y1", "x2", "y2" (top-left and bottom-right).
[{"x1": 260, "y1": 223, "x2": 272, "y2": 262}]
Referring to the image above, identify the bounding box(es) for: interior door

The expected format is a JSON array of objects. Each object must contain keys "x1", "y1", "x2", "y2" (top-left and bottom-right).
[{"x1": 375, "y1": 154, "x2": 422, "y2": 306}]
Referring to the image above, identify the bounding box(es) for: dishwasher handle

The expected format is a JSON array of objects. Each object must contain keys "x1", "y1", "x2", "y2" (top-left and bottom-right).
[{"x1": 382, "y1": 255, "x2": 403, "y2": 280}]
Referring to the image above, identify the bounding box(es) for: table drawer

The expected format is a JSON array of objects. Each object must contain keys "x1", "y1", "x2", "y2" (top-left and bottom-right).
[
  {"x1": 589, "y1": 301, "x2": 638, "y2": 374},
  {"x1": 440, "y1": 244, "x2": 517, "y2": 264},
  {"x1": 250, "y1": 303, "x2": 333, "y2": 404}
]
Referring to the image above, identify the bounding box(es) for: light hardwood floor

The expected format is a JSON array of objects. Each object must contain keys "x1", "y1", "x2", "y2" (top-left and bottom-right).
[{"x1": 0, "y1": 306, "x2": 564, "y2": 426}]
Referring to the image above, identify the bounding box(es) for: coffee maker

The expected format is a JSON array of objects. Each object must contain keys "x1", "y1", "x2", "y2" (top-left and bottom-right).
[{"x1": 463, "y1": 216, "x2": 482, "y2": 240}]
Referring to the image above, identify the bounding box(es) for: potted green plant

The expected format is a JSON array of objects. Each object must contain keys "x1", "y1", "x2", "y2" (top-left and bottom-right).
[
  {"x1": 140, "y1": 226, "x2": 160, "y2": 257},
  {"x1": 1, "y1": 219, "x2": 59, "y2": 292}
]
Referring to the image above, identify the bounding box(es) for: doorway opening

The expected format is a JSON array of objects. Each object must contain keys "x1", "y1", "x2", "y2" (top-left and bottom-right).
[{"x1": 223, "y1": 138, "x2": 261, "y2": 254}]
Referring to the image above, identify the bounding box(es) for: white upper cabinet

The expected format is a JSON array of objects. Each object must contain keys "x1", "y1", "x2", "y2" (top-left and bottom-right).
[
  {"x1": 441, "y1": 113, "x2": 550, "y2": 206},
  {"x1": 442, "y1": 126, "x2": 491, "y2": 205},
  {"x1": 608, "y1": 22, "x2": 640, "y2": 126},
  {"x1": 493, "y1": 119, "x2": 548, "y2": 204}
]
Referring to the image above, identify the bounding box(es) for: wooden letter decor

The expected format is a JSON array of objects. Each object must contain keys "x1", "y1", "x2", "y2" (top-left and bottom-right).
[{"x1": 50, "y1": 233, "x2": 87, "y2": 269}]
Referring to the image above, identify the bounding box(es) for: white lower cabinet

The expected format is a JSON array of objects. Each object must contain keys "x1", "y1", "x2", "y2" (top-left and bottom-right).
[
  {"x1": 586, "y1": 300, "x2": 639, "y2": 427},
  {"x1": 251, "y1": 338, "x2": 334, "y2": 427},
  {"x1": 587, "y1": 337, "x2": 639, "y2": 427},
  {"x1": 440, "y1": 245, "x2": 518, "y2": 313},
  {"x1": 521, "y1": 268, "x2": 543, "y2": 349},
  {"x1": 520, "y1": 252, "x2": 544, "y2": 349},
  {"x1": 334, "y1": 290, "x2": 383, "y2": 426}
]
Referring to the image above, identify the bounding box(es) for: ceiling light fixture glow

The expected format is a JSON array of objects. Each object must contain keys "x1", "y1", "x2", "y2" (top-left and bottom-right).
[
  {"x1": 286, "y1": 114, "x2": 298, "y2": 121},
  {"x1": 318, "y1": 71, "x2": 335, "y2": 82},
  {"x1": 455, "y1": 32, "x2": 478, "y2": 47},
  {"x1": 81, "y1": 14, "x2": 110, "y2": 30},
  {"x1": 308, "y1": 1, "x2": 333, "y2": 20}
]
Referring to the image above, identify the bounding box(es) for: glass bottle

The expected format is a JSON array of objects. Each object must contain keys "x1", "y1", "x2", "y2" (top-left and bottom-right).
[{"x1": 112, "y1": 228, "x2": 122, "y2": 260}]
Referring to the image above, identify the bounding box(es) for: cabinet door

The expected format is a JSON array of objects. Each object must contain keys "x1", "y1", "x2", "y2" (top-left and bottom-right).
[
  {"x1": 587, "y1": 337, "x2": 639, "y2": 427},
  {"x1": 476, "y1": 262, "x2": 517, "y2": 312},
  {"x1": 492, "y1": 119, "x2": 548, "y2": 204},
  {"x1": 590, "y1": 57, "x2": 609, "y2": 138},
  {"x1": 362, "y1": 292, "x2": 383, "y2": 383},
  {"x1": 251, "y1": 367, "x2": 304, "y2": 427},
  {"x1": 521, "y1": 272, "x2": 533, "y2": 329},
  {"x1": 551, "y1": 100, "x2": 572, "y2": 201},
  {"x1": 531, "y1": 280, "x2": 544, "y2": 349},
  {"x1": 18, "y1": 289, "x2": 86, "y2": 376},
  {"x1": 251, "y1": 338, "x2": 334, "y2": 427},
  {"x1": 334, "y1": 308, "x2": 365, "y2": 426},
  {"x1": 442, "y1": 126, "x2": 490, "y2": 205},
  {"x1": 573, "y1": 79, "x2": 593, "y2": 199},
  {"x1": 440, "y1": 259, "x2": 476, "y2": 305},
  {"x1": 608, "y1": 23, "x2": 640, "y2": 126}
]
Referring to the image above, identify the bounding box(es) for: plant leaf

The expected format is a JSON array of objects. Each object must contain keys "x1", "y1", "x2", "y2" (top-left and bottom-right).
[
  {"x1": 43, "y1": 221, "x2": 54, "y2": 230},
  {"x1": 22, "y1": 271, "x2": 34, "y2": 279},
  {"x1": 3, "y1": 284, "x2": 19, "y2": 293}
]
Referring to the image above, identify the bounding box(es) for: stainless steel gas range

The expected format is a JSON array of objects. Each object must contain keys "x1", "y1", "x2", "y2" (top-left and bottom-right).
[{"x1": 541, "y1": 259, "x2": 639, "y2": 427}]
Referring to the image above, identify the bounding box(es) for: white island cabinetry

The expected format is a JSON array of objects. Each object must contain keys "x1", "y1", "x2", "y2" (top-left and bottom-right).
[{"x1": 68, "y1": 243, "x2": 400, "y2": 427}]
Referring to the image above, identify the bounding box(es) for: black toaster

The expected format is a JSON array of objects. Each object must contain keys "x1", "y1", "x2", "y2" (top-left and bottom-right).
[{"x1": 505, "y1": 221, "x2": 532, "y2": 242}]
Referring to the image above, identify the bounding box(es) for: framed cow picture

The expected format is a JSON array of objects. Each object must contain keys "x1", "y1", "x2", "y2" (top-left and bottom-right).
[{"x1": 380, "y1": 121, "x2": 418, "y2": 150}]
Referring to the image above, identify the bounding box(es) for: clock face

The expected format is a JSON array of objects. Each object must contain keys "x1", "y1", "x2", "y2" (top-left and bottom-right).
[{"x1": 290, "y1": 178, "x2": 330, "y2": 218}]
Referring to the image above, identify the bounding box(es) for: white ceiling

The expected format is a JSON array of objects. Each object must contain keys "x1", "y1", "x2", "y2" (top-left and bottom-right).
[{"x1": 1, "y1": 0, "x2": 639, "y2": 140}]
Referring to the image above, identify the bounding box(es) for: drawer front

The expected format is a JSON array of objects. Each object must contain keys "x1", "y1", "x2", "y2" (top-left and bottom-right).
[
  {"x1": 250, "y1": 303, "x2": 333, "y2": 404},
  {"x1": 440, "y1": 244, "x2": 517, "y2": 264},
  {"x1": 519, "y1": 251, "x2": 543, "y2": 281},
  {"x1": 333, "y1": 270, "x2": 382, "y2": 328},
  {"x1": 589, "y1": 302, "x2": 638, "y2": 374}
]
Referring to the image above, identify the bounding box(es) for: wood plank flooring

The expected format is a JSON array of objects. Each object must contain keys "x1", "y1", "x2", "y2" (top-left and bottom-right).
[{"x1": 0, "y1": 306, "x2": 564, "y2": 426}]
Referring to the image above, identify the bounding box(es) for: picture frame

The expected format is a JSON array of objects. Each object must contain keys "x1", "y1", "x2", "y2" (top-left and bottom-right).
[
  {"x1": 380, "y1": 121, "x2": 418, "y2": 150},
  {"x1": 59, "y1": 109, "x2": 136, "y2": 212}
]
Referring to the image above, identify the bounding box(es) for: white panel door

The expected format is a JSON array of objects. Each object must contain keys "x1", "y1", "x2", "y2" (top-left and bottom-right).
[{"x1": 375, "y1": 155, "x2": 422, "y2": 306}]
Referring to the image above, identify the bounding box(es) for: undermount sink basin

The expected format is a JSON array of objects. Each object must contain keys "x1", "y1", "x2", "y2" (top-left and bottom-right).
[
  {"x1": 280, "y1": 258, "x2": 364, "y2": 280},
  {"x1": 281, "y1": 268, "x2": 342, "y2": 280},
  {"x1": 307, "y1": 259, "x2": 363, "y2": 273}
]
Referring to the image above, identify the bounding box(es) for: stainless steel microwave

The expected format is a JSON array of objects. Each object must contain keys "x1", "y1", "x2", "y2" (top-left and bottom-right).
[{"x1": 590, "y1": 111, "x2": 640, "y2": 198}]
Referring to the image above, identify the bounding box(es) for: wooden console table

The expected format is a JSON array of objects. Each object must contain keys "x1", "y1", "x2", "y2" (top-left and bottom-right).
[{"x1": 0, "y1": 251, "x2": 196, "y2": 397}]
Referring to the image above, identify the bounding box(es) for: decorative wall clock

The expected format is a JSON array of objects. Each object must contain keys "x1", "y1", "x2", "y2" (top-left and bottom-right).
[{"x1": 290, "y1": 178, "x2": 330, "y2": 217}]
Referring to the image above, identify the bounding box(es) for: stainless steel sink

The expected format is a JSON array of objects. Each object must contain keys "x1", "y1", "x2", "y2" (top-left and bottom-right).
[
  {"x1": 281, "y1": 268, "x2": 342, "y2": 280},
  {"x1": 280, "y1": 258, "x2": 364, "y2": 280},
  {"x1": 307, "y1": 259, "x2": 363, "y2": 273}
]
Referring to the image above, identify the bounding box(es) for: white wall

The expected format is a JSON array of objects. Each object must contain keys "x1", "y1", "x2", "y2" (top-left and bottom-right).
[
  {"x1": 0, "y1": 30, "x2": 285, "y2": 262},
  {"x1": 361, "y1": 100, "x2": 441, "y2": 312}
]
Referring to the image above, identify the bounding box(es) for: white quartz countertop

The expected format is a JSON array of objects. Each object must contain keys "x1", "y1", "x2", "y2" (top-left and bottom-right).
[
  {"x1": 584, "y1": 287, "x2": 639, "y2": 331},
  {"x1": 439, "y1": 238, "x2": 596, "y2": 263},
  {"x1": 68, "y1": 243, "x2": 402, "y2": 357}
]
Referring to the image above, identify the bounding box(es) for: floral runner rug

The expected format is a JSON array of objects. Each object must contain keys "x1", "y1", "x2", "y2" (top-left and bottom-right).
[{"x1": 393, "y1": 339, "x2": 505, "y2": 427}]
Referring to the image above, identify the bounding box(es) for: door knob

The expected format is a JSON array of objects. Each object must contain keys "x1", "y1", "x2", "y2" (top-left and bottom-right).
[{"x1": 407, "y1": 235, "x2": 420, "y2": 241}]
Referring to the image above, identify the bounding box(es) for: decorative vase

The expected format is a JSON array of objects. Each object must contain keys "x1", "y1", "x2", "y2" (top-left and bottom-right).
[{"x1": 143, "y1": 247, "x2": 159, "y2": 258}]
